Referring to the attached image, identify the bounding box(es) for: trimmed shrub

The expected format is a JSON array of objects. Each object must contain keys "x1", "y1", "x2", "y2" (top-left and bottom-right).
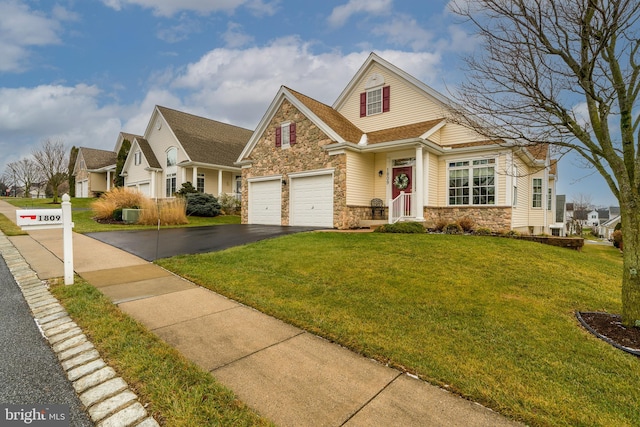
[
  {"x1": 443, "y1": 223, "x2": 463, "y2": 234},
  {"x1": 374, "y1": 222, "x2": 425, "y2": 233},
  {"x1": 176, "y1": 181, "x2": 198, "y2": 197},
  {"x1": 218, "y1": 192, "x2": 241, "y2": 215},
  {"x1": 612, "y1": 229, "x2": 623, "y2": 250},
  {"x1": 185, "y1": 193, "x2": 221, "y2": 217},
  {"x1": 501, "y1": 229, "x2": 520, "y2": 237},
  {"x1": 475, "y1": 227, "x2": 492, "y2": 235},
  {"x1": 434, "y1": 219, "x2": 448, "y2": 232},
  {"x1": 457, "y1": 217, "x2": 475, "y2": 232}
]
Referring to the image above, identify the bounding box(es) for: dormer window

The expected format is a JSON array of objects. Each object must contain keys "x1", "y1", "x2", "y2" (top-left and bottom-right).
[{"x1": 134, "y1": 151, "x2": 142, "y2": 166}]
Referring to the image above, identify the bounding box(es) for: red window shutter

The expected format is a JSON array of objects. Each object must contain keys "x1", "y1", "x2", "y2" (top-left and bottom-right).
[
  {"x1": 290, "y1": 122, "x2": 296, "y2": 145},
  {"x1": 382, "y1": 86, "x2": 390, "y2": 112},
  {"x1": 360, "y1": 92, "x2": 366, "y2": 117},
  {"x1": 275, "y1": 126, "x2": 281, "y2": 147}
]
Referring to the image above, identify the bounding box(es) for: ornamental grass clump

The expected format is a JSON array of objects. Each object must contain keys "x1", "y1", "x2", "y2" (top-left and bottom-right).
[
  {"x1": 137, "y1": 197, "x2": 188, "y2": 226},
  {"x1": 443, "y1": 223, "x2": 463, "y2": 234},
  {"x1": 91, "y1": 187, "x2": 145, "y2": 220}
]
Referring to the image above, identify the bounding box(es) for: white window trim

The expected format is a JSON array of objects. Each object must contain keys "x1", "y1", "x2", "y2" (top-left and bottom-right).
[
  {"x1": 447, "y1": 157, "x2": 497, "y2": 206},
  {"x1": 280, "y1": 122, "x2": 291, "y2": 149},
  {"x1": 532, "y1": 177, "x2": 543, "y2": 209},
  {"x1": 366, "y1": 87, "x2": 383, "y2": 116}
]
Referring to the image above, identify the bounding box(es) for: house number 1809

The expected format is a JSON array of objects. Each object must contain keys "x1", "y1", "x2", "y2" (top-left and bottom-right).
[{"x1": 39, "y1": 215, "x2": 62, "y2": 221}]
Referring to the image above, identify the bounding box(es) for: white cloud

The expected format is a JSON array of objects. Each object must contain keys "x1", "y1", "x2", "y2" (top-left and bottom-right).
[
  {"x1": 222, "y1": 22, "x2": 254, "y2": 48},
  {"x1": 0, "y1": 84, "x2": 122, "y2": 169},
  {"x1": 166, "y1": 38, "x2": 442, "y2": 129},
  {"x1": 101, "y1": 0, "x2": 248, "y2": 17},
  {"x1": 157, "y1": 14, "x2": 202, "y2": 43},
  {"x1": 373, "y1": 14, "x2": 433, "y2": 51},
  {"x1": 0, "y1": 1, "x2": 65, "y2": 72},
  {"x1": 328, "y1": 0, "x2": 392, "y2": 28},
  {"x1": 245, "y1": 0, "x2": 280, "y2": 17}
]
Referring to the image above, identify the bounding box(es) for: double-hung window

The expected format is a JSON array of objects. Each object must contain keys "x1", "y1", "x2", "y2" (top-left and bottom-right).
[
  {"x1": 134, "y1": 151, "x2": 141, "y2": 166},
  {"x1": 532, "y1": 178, "x2": 543, "y2": 208},
  {"x1": 448, "y1": 159, "x2": 496, "y2": 206},
  {"x1": 360, "y1": 85, "x2": 390, "y2": 117}
]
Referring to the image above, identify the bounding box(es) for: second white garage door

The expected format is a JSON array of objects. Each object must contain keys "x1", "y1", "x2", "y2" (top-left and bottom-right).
[
  {"x1": 248, "y1": 179, "x2": 282, "y2": 225},
  {"x1": 290, "y1": 174, "x2": 333, "y2": 227}
]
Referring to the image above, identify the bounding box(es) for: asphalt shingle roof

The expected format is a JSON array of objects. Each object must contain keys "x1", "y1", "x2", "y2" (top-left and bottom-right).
[
  {"x1": 134, "y1": 138, "x2": 162, "y2": 169},
  {"x1": 157, "y1": 106, "x2": 253, "y2": 167},
  {"x1": 79, "y1": 147, "x2": 117, "y2": 170}
]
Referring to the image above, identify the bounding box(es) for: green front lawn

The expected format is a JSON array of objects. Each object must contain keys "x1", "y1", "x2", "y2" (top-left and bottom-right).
[
  {"x1": 157, "y1": 233, "x2": 638, "y2": 427},
  {"x1": 1, "y1": 197, "x2": 240, "y2": 233}
]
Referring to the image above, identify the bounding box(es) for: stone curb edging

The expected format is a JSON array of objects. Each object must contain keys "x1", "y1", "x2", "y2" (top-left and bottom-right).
[{"x1": 0, "y1": 234, "x2": 160, "y2": 427}]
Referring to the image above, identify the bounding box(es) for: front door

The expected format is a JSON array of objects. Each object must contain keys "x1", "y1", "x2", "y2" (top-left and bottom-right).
[{"x1": 392, "y1": 166, "x2": 412, "y2": 216}]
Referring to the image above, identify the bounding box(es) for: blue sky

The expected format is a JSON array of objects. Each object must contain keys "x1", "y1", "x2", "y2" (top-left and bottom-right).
[{"x1": 0, "y1": 0, "x2": 618, "y2": 206}]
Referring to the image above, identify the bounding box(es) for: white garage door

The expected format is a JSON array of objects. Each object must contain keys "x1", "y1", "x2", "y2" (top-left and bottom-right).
[
  {"x1": 77, "y1": 180, "x2": 88, "y2": 198},
  {"x1": 138, "y1": 183, "x2": 150, "y2": 196},
  {"x1": 290, "y1": 174, "x2": 333, "y2": 227},
  {"x1": 248, "y1": 179, "x2": 282, "y2": 225}
]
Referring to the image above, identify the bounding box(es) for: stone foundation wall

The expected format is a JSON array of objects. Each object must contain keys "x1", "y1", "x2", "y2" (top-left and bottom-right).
[
  {"x1": 423, "y1": 206, "x2": 512, "y2": 231},
  {"x1": 341, "y1": 205, "x2": 388, "y2": 229}
]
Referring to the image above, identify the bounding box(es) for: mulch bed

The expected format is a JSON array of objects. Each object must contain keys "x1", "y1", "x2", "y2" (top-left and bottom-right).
[{"x1": 577, "y1": 312, "x2": 640, "y2": 356}]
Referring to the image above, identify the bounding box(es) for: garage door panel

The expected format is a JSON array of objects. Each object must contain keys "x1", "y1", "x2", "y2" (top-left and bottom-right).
[
  {"x1": 290, "y1": 174, "x2": 333, "y2": 227},
  {"x1": 249, "y1": 180, "x2": 281, "y2": 225}
]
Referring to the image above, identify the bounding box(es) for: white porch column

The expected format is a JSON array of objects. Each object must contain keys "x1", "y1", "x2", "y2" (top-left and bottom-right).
[
  {"x1": 181, "y1": 167, "x2": 187, "y2": 185},
  {"x1": 217, "y1": 169, "x2": 223, "y2": 196},
  {"x1": 106, "y1": 171, "x2": 111, "y2": 191},
  {"x1": 415, "y1": 145, "x2": 425, "y2": 220},
  {"x1": 150, "y1": 171, "x2": 156, "y2": 199},
  {"x1": 192, "y1": 166, "x2": 198, "y2": 187}
]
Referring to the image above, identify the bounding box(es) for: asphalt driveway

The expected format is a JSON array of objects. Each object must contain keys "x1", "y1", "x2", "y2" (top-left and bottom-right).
[{"x1": 85, "y1": 224, "x2": 324, "y2": 261}]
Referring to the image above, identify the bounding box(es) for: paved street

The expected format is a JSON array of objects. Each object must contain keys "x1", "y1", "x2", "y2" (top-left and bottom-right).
[{"x1": 0, "y1": 256, "x2": 93, "y2": 426}]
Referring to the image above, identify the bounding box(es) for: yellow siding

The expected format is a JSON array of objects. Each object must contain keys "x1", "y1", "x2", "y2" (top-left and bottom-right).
[
  {"x1": 89, "y1": 172, "x2": 107, "y2": 192},
  {"x1": 338, "y1": 64, "x2": 446, "y2": 133},
  {"x1": 373, "y1": 154, "x2": 387, "y2": 201},
  {"x1": 439, "y1": 122, "x2": 486, "y2": 146},
  {"x1": 346, "y1": 151, "x2": 375, "y2": 205},
  {"x1": 510, "y1": 157, "x2": 528, "y2": 228},
  {"x1": 427, "y1": 152, "x2": 439, "y2": 206}
]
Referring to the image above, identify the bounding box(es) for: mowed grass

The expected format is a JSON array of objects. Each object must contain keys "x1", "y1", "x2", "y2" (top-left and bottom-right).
[
  {"x1": 50, "y1": 278, "x2": 271, "y2": 427},
  {"x1": 157, "y1": 233, "x2": 639, "y2": 427},
  {"x1": 1, "y1": 197, "x2": 240, "y2": 233}
]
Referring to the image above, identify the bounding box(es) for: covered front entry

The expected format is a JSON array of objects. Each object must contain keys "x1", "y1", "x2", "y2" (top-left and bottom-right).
[
  {"x1": 290, "y1": 173, "x2": 333, "y2": 227},
  {"x1": 390, "y1": 159, "x2": 414, "y2": 220},
  {"x1": 248, "y1": 178, "x2": 282, "y2": 225}
]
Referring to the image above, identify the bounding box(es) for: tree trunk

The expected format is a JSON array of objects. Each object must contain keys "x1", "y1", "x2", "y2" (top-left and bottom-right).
[{"x1": 620, "y1": 197, "x2": 640, "y2": 327}]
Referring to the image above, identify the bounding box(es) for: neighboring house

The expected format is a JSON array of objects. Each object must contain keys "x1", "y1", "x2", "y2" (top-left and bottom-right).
[
  {"x1": 28, "y1": 181, "x2": 48, "y2": 199},
  {"x1": 597, "y1": 215, "x2": 621, "y2": 240},
  {"x1": 236, "y1": 52, "x2": 557, "y2": 232},
  {"x1": 73, "y1": 147, "x2": 118, "y2": 197},
  {"x1": 121, "y1": 105, "x2": 252, "y2": 199},
  {"x1": 550, "y1": 194, "x2": 566, "y2": 236},
  {"x1": 587, "y1": 210, "x2": 600, "y2": 227}
]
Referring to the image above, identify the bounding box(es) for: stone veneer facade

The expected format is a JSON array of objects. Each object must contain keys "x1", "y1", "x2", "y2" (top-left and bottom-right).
[
  {"x1": 241, "y1": 100, "x2": 348, "y2": 228},
  {"x1": 423, "y1": 206, "x2": 512, "y2": 231}
]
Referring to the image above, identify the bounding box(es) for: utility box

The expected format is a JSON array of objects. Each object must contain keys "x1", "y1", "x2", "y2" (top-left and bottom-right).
[{"x1": 122, "y1": 208, "x2": 141, "y2": 224}]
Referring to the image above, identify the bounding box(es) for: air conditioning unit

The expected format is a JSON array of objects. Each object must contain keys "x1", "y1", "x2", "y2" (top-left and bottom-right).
[{"x1": 122, "y1": 208, "x2": 141, "y2": 224}]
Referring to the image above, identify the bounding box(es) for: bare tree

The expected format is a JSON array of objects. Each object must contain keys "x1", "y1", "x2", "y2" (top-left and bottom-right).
[
  {"x1": 450, "y1": 0, "x2": 640, "y2": 326},
  {"x1": 32, "y1": 139, "x2": 68, "y2": 203},
  {"x1": 4, "y1": 158, "x2": 41, "y2": 198},
  {"x1": 567, "y1": 193, "x2": 594, "y2": 235}
]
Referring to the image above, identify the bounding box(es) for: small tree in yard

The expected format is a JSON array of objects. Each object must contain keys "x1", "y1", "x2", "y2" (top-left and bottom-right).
[
  {"x1": 451, "y1": 0, "x2": 640, "y2": 327},
  {"x1": 32, "y1": 139, "x2": 68, "y2": 203}
]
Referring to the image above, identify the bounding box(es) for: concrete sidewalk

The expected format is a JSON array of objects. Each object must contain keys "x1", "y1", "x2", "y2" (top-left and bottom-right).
[{"x1": 0, "y1": 200, "x2": 523, "y2": 426}]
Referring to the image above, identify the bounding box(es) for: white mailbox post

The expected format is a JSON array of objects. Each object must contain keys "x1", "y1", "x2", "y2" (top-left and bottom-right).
[{"x1": 16, "y1": 194, "x2": 74, "y2": 285}]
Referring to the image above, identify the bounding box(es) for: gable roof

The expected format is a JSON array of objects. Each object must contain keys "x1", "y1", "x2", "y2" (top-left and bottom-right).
[
  {"x1": 76, "y1": 147, "x2": 117, "y2": 172},
  {"x1": 133, "y1": 137, "x2": 162, "y2": 169},
  {"x1": 156, "y1": 106, "x2": 252, "y2": 167},
  {"x1": 333, "y1": 52, "x2": 460, "y2": 112},
  {"x1": 115, "y1": 132, "x2": 142, "y2": 154}
]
